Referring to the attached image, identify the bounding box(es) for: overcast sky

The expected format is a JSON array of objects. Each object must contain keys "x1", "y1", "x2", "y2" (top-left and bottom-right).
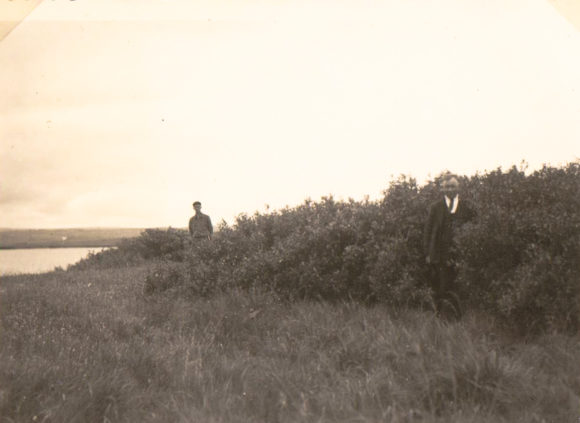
[{"x1": 1, "y1": 0, "x2": 579, "y2": 229}]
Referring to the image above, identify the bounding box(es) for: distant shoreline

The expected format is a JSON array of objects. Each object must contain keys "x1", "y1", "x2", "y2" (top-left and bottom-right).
[
  {"x1": 0, "y1": 227, "x2": 149, "y2": 250},
  {"x1": 0, "y1": 244, "x2": 116, "y2": 250}
]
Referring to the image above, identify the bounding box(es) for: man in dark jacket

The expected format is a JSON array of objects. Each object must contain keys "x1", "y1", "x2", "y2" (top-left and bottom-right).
[
  {"x1": 424, "y1": 174, "x2": 475, "y2": 318},
  {"x1": 189, "y1": 201, "x2": 213, "y2": 241}
]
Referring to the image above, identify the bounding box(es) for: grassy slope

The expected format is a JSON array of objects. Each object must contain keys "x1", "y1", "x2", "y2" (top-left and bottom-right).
[
  {"x1": 0, "y1": 228, "x2": 148, "y2": 249},
  {"x1": 0, "y1": 266, "x2": 578, "y2": 423}
]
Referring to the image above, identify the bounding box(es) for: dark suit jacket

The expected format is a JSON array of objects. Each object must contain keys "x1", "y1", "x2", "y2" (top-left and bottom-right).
[{"x1": 424, "y1": 197, "x2": 475, "y2": 264}]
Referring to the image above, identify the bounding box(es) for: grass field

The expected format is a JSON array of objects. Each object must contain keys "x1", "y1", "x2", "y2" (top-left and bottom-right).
[
  {"x1": 0, "y1": 228, "x2": 148, "y2": 249},
  {"x1": 0, "y1": 264, "x2": 578, "y2": 422}
]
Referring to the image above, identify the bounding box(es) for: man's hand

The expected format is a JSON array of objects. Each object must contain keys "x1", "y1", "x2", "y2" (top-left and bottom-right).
[{"x1": 425, "y1": 256, "x2": 431, "y2": 265}]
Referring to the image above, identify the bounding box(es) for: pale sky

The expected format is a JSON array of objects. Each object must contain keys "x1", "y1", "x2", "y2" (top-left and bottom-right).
[{"x1": 1, "y1": 0, "x2": 579, "y2": 229}]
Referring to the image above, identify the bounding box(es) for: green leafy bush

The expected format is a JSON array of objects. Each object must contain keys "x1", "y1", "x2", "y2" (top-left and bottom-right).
[
  {"x1": 80, "y1": 162, "x2": 580, "y2": 334},
  {"x1": 143, "y1": 260, "x2": 187, "y2": 295},
  {"x1": 134, "y1": 228, "x2": 190, "y2": 261},
  {"x1": 69, "y1": 239, "x2": 144, "y2": 271},
  {"x1": 70, "y1": 228, "x2": 189, "y2": 271},
  {"x1": 454, "y1": 163, "x2": 580, "y2": 333}
]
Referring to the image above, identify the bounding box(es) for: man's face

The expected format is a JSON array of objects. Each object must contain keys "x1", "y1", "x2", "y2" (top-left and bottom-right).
[
  {"x1": 441, "y1": 177, "x2": 459, "y2": 197},
  {"x1": 193, "y1": 204, "x2": 202, "y2": 213}
]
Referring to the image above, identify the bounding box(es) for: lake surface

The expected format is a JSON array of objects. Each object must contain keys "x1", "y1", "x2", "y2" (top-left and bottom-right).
[{"x1": 0, "y1": 248, "x2": 105, "y2": 276}]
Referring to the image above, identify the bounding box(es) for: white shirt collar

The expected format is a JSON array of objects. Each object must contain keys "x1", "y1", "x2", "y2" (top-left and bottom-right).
[{"x1": 445, "y1": 194, "x2": 459, "y2": 214}]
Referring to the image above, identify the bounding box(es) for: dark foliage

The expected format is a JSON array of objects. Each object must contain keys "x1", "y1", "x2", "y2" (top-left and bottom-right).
[
  {"x1": 455, "y1": 164, "x2": 580, "y2": 333},
  {"x1": 78, "y1": 162, "x2": 580, "y2": 334},
  {"x1": 70, "y1": 228, "x2": 189, "y2": 271}
]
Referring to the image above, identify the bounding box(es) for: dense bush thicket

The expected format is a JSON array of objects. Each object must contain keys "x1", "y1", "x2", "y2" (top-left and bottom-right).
[
  {"x1": 81, "y1": 163, "x2": 579, "y2": 334},
  {"x1": 70, "y1": 228, "x2": 189, "y2": 270}
]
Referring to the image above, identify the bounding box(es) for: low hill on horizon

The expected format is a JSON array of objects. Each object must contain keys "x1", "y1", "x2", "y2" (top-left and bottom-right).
[{"x1": 0, "y1": 227, "x2": 157, "y2": 249}]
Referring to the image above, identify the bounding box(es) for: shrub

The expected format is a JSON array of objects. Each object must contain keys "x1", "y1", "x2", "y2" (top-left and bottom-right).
[
  {"x1": 69, "y1": 240, "x2": 144, "y2": 271},
  {"x1": 143, "y1": 260, "x2": 187, "y2": 295},
  {"x1": 75, "y1": 162, "x2": 580, "y2": 334},
  {"x1": 69, "y1": 228, "x2": 189, "y2": 271},
  {"x1": 455, "y1": 163, "x2": 580, "y2": 334},
  {"x1": 134, "y1": 228, "x2": 190, "y2": 262}
]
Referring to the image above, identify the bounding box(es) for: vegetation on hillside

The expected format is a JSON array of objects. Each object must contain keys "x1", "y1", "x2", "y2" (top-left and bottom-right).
[
  {"x1": 1, "y1": 162, "x2": 579, "y2": 422},
  {"x1": 0, "y1": 228, "x2": 146, "y2": 249},
  {"x1": 73, "y1": 162, "x2": 580, "y2": 335}
]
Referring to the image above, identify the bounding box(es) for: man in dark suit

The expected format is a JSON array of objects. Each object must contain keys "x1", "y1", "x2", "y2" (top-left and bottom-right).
[{"x1": 424, "y1": 174, "x2": 475, "y2": 318}]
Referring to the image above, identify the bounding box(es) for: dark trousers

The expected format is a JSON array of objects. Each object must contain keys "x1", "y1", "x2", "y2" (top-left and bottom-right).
[{"x1": 428, "y1": 263, "x2": 462, "y2": 319}]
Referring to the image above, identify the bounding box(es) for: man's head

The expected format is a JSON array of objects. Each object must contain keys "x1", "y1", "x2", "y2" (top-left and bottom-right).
[
  {"x1": 193, "y1": 201, "x2": 202, "y2": 213},
  {"x1": 441, "y1": 174, "x2": 460, "y2": 198}
]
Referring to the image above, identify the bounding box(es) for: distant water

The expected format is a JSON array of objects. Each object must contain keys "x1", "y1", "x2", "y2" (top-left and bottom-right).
[{"x1": 0, "y1": 248, "x2": 105, "y2": 276}]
